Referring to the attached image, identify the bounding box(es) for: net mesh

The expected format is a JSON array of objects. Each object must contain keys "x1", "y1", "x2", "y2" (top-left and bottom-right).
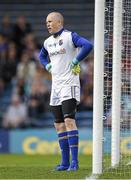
[
  {"x1": 103, "y1": 0, "x2": 114, "y2": 171},
  {"x1": 120, "y1": 0, "x2": 131, "y2": 175},
  {"x1": 103, "y1": 0, "x2": 131, "y2": 177}
]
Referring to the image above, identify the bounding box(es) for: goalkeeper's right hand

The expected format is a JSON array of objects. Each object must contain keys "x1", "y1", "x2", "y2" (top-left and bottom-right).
[
  {"x1": 71, "y1": 63, "x2": 81, "y2": 75},
  {"x1": 45, "y1": 63, "x2": 52, "y2": 73},
  {"x1": 71, "y1": 58, "x2": 81, "y2": 75}
]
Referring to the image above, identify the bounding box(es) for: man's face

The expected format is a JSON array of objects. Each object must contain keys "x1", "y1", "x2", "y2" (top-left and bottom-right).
[{"x1": 46, "y1": 14, "x2": 61, "y2": 34}]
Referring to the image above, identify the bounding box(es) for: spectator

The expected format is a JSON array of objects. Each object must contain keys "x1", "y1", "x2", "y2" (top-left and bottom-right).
[
  {"x1": 2, "y1": 94, "x2": 28, "y2": 128},
  {"x1": 16, "y1": 51, "x2": 36, "y2": 81},
  {"x1": 13, "y1": 16, "x2": 32, "y2": 57},
  {"x1": 79, "y1": 85, "x2": 93, "y2": 111},
  {"x1": 79, "y1": 56, "x2": 93, "y2": 110},
  {"x1": 0, "y1": 15, "x2": 13, "y2": 40},
  {"x1": 28, "y1": 76, "x2": 49, "y2": 117},
  {"x1": 12, "y1": 78, "x2": 27, "y2": 101},
  {"x1": 0, "y1": 78, "x2": 4, "y2": 96},
  {"x1": 1, "y1": 42, "x2": 17, "y2": 85},
  {"x1": 23, "y1": 33, "x2": 40, "y2": 62},
  {"x1": 0, "y1": 33, "x2": 8, "y2": 61},
  {"x1": 28, "y1": 96, "x2": 44, "y2": 118}
]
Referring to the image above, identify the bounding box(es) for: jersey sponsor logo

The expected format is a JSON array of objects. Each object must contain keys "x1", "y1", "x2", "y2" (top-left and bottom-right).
[{"x1": 49, "y1": 48, "x2": 66, "y2": 57}]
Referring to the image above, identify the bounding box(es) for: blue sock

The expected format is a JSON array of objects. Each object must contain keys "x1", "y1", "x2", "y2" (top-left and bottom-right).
[
  {"x1": 58, "y1": 131, "x2": 70, "y2": 166},
  {"x1": 67, "y1": 130, "x2": 79, "y2": 163}
]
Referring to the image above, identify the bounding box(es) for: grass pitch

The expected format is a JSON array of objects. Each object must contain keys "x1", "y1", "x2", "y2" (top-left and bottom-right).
[
  {"x1": 0, "y1": 154, "x2": 92, "y2": 179},
  {"x1": 0, "y1": 154, "x2": 130, "y2": 179}
]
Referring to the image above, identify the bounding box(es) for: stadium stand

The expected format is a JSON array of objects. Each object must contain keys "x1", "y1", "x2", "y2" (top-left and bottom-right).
[{"x1": 0, "y1": 0, "x2": 94, "y2": 43}]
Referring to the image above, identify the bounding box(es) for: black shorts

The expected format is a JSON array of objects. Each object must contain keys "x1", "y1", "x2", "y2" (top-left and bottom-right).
[{"x1": 50, "y1": 98, "x2": 77, "y2": 123}]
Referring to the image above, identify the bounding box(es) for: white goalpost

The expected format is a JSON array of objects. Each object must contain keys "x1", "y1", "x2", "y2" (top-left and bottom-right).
[
  {"x1": 93, "y1": 0, "x2": 131, "y2": 177},
  {"x1": 111, "y1": 0, "x2": 122, "y2": 167},
  {"x1": 93, "y1": 0, "x2": 105, "y2": 174}
]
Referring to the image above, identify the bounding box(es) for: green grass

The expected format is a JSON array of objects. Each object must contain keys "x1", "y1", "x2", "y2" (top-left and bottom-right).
[
  {"x1": 100, "y1": 165, "x2": 131, "y2": 179},
  {"x1": 0, "y1": 154, "x2": 92, "y2": 179},
  {"x1": 0, "y1": 154, "x2": 130, "y2": 179}
]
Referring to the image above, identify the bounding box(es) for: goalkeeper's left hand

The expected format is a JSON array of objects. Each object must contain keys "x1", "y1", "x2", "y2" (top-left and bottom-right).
[
  {"x1": 71, "y1": 58, "x2": 81, "y2": 75},
  {"x1": 45, "y1": 63, "x2": 52, "y2": 73}
]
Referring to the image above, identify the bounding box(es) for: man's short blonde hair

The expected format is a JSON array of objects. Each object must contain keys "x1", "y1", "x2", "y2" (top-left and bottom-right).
[{"x1": 47, "y1": 12, "x2": 64, "y2": 25}]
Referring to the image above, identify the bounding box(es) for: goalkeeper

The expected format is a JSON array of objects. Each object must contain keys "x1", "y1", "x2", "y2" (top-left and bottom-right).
[{"x1": 39, "y1": 12, "x2": 93, "y2": 171}]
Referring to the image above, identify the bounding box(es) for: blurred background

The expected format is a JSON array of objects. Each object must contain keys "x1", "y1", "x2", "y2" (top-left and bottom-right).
[{"x1": 0, "y1": 0, "x2": 94, "y2": 154}]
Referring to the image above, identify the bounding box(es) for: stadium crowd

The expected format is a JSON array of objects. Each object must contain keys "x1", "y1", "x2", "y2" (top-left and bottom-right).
[{"x1": 0, "y1": 15, "x2": 93, "y2": 128}]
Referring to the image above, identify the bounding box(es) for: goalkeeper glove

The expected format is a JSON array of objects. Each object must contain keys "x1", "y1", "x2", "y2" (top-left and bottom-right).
[
  {"x1": 45, "y1": 63, "x2": 52, "y2": 73},
  {"x1": 71, "y1": 58, "x2": 81, "y2": 75}
]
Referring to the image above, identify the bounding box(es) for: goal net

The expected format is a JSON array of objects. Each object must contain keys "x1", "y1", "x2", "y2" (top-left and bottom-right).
[{"x1": 93, "y1": 0, "x2": 131, "y2": 177}]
